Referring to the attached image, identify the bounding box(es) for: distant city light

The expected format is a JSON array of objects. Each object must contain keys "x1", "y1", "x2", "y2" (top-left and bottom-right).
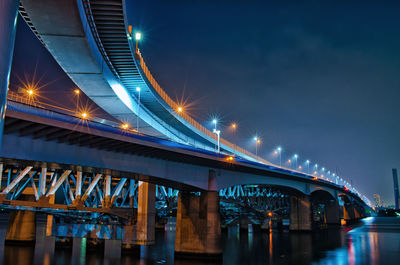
[{"x1": 231, "y1": 123, "x2": 237, "y2": 129}]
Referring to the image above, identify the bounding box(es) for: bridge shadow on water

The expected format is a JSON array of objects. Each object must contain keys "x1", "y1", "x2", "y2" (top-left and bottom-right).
[{"x1": 0, "y1": 215, "x2": 399, "y2": 265}]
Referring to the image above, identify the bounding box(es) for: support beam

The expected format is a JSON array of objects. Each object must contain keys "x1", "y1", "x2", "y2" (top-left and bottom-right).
[
  {"x1": 75, "y1": 171, "x2": 82, "y2": 200},
  {"x1": 81, "y1": 173, "x2": 102, "y2": 201},
  {"x1": 135, "y1": 181, "x2": 155, "y2": 245},
  {"x1": 174, "y1": 191, "x2": 222, "y2": 258},
  {"x1": 0, "y1": 163, "x2": 3, "y2": 189},
  {"x1": 110, "y1": 178, "x2": 127, "y2": 206},
  {"x1": 46, "y1": 170, "x2": 72, "y2": 196},
  {"x1": 289, "y1": 194, "x2": 311, "y2": 231},
  {"x1": 0, "y1": 0, "x2": 19, "y2": 146},
  {"x1": 325, "y1": 201, "x2": 340, "y2": 225},
  {"x1": 39, "y1": 167, "x2": 47, "y2": 197},
  {"x1": 5, "y1": 195, "x2": 36, "y2": 244},
  {"x1": 1, "y1": 166, "x2": 32, "y2": 194},
  {"x1": 103, "y1": 175, "x2": 111, "y2": 208}
]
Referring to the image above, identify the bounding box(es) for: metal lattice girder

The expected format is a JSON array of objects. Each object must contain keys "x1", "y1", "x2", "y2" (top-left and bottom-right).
[{"x1": 1, "y1": 166, "x2": 33, "y2": 194}]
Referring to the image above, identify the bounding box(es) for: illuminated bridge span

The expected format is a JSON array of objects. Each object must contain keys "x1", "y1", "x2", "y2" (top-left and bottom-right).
[
  {"x1": 17, "y1": 0, "x2": 269, "y2": 165},
  {"x1": 0, "y1": 0, "x2": 370, "y2": 259}
]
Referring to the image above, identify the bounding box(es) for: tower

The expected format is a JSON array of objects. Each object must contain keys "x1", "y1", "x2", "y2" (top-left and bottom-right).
[{"x1": 393, "y1": 168, "x2": 399, "y2": 210}]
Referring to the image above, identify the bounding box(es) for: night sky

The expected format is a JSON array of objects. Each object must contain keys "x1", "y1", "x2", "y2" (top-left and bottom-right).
[{"x1": 10, "y1": 1, "x2": 400, "y2": 205}]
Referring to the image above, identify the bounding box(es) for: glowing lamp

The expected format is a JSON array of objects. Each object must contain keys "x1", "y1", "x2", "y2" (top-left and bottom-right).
[{"x1": 135, "y1": 32, "x2": 142, "y2": 40}]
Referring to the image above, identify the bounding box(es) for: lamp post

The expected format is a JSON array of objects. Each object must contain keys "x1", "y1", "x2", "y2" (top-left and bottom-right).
[
  {"x1": 136, "y1": 87, "x2": 141, "y2": 133},
  {"x1": 212, "y1": 119, "x2": 220, "y2": 152},
  {"x1": 254, "y1": 137, "x2": 261, "y2": 156},
  {"x1": 306, "y1": 160, "x2": 310, "y2": 174},
  {"x1": 135, "y1": 32, "x2": 142, "y2": 54},
  {"x1": 277, "y1": 147, "x2": 282, "y2": 166},
  {"x1": 231, "y1": 123, "x2": 237, "y2": 151},
  {"x1": 213, "y1": 129, "x2": 221, "y2": 153},
  {"x1": 294, "y1": 154, "x2": 298, "y2": 169},
  {"x1": 74, "y1": 89, "x2": 80, "y2": 110}
]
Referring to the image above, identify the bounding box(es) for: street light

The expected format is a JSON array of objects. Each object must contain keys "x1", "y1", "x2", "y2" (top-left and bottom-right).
[
  {"x1": 213, "y1": 128, "x2": 221, "y2": 153},
  {"x1": 293, "y1": 154, "x2": 298, "y2": 169},
  {"x1": 177, "y1": 106, "x2": 183, "y2": 113},
  {"x1": 277, "y1": 147, "x2": 282, "y2": 166},
  {"x1": 135, "y1": 31, "x2": 142, "y2": 53},
  {"x1": 136, "y1": 87, "x2": 141, "y2": 133},
  {"x1": 231, "y1": 123, "x2": 237, "y2": 150},
  {"x1": 306, "y1": 160, "x2": 310, "y2": 173},
  {"x1": 212, "y1": 119, "x2": 220, "y2": 152},
  {"x1": 254, "y1": 137, "x2": 261, "y2": 156}
]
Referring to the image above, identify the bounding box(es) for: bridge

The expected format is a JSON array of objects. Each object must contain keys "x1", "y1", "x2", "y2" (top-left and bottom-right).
[{"x1": 0, "y1": 0, "x2": 370, "y2": 259}]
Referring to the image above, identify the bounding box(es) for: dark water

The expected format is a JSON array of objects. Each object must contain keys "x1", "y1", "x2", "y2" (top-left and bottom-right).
[{"x1": 0, "y1": 215, "x2": 399, "y2": 265}]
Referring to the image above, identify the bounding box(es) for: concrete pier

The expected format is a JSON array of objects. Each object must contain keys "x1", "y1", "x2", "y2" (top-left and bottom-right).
[
  {"x1": 325, "y1": 201, "x2": 340, "y2": 225},
  {"x1": 289, "y1": 195, "x2": 311, "y2": 231},
  {"x1": 5, "y1": 210, "x2": 36, "y2": 244},
  {"x1": 174, "y1": 191, "x2": 222, "y2": 258},
  {"x1": 343, "y1": 204, "x2": 355, "y2": 222},
  {"x1": 134, "y1": 181, "x2": 156, "y2": 245}
]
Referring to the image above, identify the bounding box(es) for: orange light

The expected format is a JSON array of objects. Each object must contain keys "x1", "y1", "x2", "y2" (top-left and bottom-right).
[
  {"x1": 312, "y1": 177, "x2": 318, "y2": 180},
  {"x1": 274, "y1": 150, "x2": 278, "y2": 155},
  {"x1": 121, "y1": 123, "x2": 129, "y2": 129},
  {"x1": 257, "y1": 139, "x2": 261, "y2": 144},
  {"x1": 232, "y1": 123, "x2": 237, "y2": 129},
  {"x1": 27, "y1": 89, "x2": 34, "y2": 96},
  {"x1": 81, "y1": 112, "x2": 88, "y2": 119},
  {"x1": 74, "y1": 89, "x2": 80, "y2": 95},
  {"x1": 267, "y1": 212, "x2": 273, "y2": 217},
  {"x1": 298, "y1": 166, "x2": 302, "y2": 169},
  {"x1": 226, "y1": 156, "x2": 234, "y2": 161},
  {"x1": 288, "y1": 159, "x2": 291, "y2": 163},
  {"x1": 177, "y1": 106, "x2": 183, "y2": 113}
]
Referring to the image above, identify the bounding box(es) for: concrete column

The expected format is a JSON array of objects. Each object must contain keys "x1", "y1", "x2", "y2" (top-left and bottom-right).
[
  {"x1": 0, "y1": 0, "x2": 19, "y2": 147},
  {"x1": 174, "y1": 191, "x2": 222, "y2": 258},
  {"x1": 104, "y1": 239, "x2": 121, "y2": 263},
  {"x1": 325, "y1": 201, "x2": 340, "y2": 225},
  {"x1": 5, "y1": 210, "x2": 36, "y2": 244},
  {"x1": 134, "y1": 181, "x2": 156, "y2": 245},
  {"x1": 343, "y1": 204, "x2": 355, "y2": 221},
  {"x1": 289, "y1": 195, "x2": 312, "y2": 231}
]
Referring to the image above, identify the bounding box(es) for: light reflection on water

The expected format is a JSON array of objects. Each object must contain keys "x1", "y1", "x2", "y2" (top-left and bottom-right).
[{"x1": 0, "y1": 215, "x2": 399, "y2": 265}]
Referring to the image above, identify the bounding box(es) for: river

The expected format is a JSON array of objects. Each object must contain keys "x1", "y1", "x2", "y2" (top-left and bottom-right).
[{"x1": 0, "y1": 215, "x2": 399, "y2": 265}]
